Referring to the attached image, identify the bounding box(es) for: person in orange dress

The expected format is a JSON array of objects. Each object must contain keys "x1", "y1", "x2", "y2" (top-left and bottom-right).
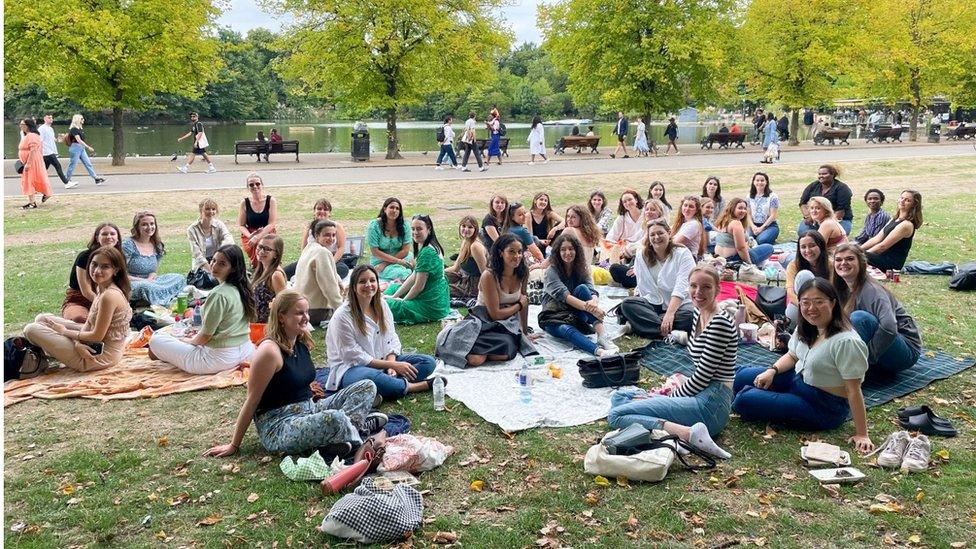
[{"x1": 18, "y1": 118, "x2": 53, "y2": 209}]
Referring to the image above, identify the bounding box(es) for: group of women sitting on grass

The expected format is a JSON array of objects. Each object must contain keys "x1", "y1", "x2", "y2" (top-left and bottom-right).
[{"x1": 24, "y1": 168, "x2": 927, "y2": 461}]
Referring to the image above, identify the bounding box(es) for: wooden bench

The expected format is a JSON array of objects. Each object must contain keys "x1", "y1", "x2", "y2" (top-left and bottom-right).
[
  {"x1": 554, "y1": 135, "x2": 600, "y2": 154},
  {"x1": 234, "y1": 140, "x2": 300, "y2": 163},
  {"x1": 699, "y1": 132, "x2": 746, "y2": 149},
  {"x1": 813, "y1": 129, "x2": 852, "y2": 146},
  {"x1": 945, "y1": 126, "x2": 976, "y2": 140},
  {"x1": 469, "y1": 137, "x2": 510, "y2": 157},
  {"x1": 865, "y1": 127, "x2": 905, "y2": 143}
]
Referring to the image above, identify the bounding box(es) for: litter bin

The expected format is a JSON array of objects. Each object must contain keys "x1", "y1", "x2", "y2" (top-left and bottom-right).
[
  {"x1": 928, "y1": 123, "x2": 941, "y2": 143},
  {"x1": 352, "y1": 126, "x2": 370, "y2": 161}
]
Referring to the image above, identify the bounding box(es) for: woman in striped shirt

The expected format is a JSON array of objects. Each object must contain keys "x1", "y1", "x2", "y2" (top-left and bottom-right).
[{"x1": 608, "y1": 264, "x2": 738, "y2": 459}]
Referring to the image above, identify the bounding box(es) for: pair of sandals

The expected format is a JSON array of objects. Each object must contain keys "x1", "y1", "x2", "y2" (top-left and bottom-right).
[
  {"x1": 21, "y1": 195, "x2": 52, "y2": 209},
  {"x1": 897, "y1": 405, "x2": 957, "y2": 437}
]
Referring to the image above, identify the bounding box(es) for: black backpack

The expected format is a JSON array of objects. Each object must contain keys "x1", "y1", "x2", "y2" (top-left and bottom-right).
[
  {"x1": 949, "y1": 262, "x2": 976, "y2": 291},
  {"x1": 498, "y1": 123, "x2": 507, "y2": 136},
  {"x1": 435, "y1": 127, "x2": 446, "y2": 143},
  {"x1": 4, "y1": 336, "x2": 50, "y2": 381}
]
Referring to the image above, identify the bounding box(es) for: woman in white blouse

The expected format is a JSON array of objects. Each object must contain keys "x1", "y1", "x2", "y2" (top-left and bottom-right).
[
  {"x1": 325, "y1": 265, "x2": 439, "y2": 401},
  {"x1": 746, "y1": 172, "x2": 780, "y2": 245}
]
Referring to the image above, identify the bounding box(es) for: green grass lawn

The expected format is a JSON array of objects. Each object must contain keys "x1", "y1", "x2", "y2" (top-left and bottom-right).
[{"x1": 4, "y1": 157, "x2": 976, "y2": 547}]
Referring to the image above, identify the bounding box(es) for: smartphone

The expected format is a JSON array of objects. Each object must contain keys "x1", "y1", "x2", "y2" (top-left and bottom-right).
[{"x1": 84, "y1": 342, "x2": 104, "y2": 356}]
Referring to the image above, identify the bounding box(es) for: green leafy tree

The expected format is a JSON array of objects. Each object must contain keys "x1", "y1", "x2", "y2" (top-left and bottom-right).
[
  {"x1": 540, "y1": 0, "x2": 736, "y2": 125},
  {"x1": 849, "y1": 0, "x2": 976, "y2": 141},
  {"x1": 275, "y1": 0, "x2": 511, "y2": 159},
  {"x1": 4, "y1": 0, "x2": 222, "y2": 165},
  {"x1": 738, "y1": 0, "x2": 850, "y2": 145}
]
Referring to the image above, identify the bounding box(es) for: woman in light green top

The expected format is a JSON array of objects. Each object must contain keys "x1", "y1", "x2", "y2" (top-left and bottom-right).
[
  {"x1": 732, "y1": 277, "x2": 875, "y2": 455},
  {"x1": 149, "y1": 245, "x2": 256, "y2": 374},
  {"x1": 385, "y1": 215, "x2": 450, "y2": 324},
  {"x1": 366, "y1": 197, "x2": 413, "y2": 281}
]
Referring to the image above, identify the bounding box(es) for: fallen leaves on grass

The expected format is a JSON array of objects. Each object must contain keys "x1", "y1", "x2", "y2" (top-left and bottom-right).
[
  {"x1": 537, "y1": 520, "x2": 566, "y2": 548},
  {"x1": 584, "y1": 491, "x2": 601, "y2": 506},
  {"x1": 469, "y1": 480, "x2": 484, "y2": 492},
  {"x1": 221, "y1": 463, "x2": 241, "y2": 474},
  {"x1": 593, "y1": 475, "x2": 611, "y2": 487},
  {"x1": 821, "y1": 483, "x2": 842, "y2": 499},
  {"x1": 934, "y1": 449, "x2": 950, "y2": 462},
  {"x1": 621, "y1": 515, "x2": 639, "y2": 532},
  {"x1": 246, "y1": 492, "x2": 259, "y2": 503},
  {"x1": 197, "y1": 514, "x2": 223, "y2": 527},
  {"x1": 427, "y1": 531, "x2": 458, "y2": 544},
  {"x1": 615, "y1": 476, "x2": 630, "y2": 488},
  {"x1": 762, "y1": 426, "x2": 777, "y2": 440},
  {"x1": 157, "y1": 437, "x2": 168, "y2": 447}
]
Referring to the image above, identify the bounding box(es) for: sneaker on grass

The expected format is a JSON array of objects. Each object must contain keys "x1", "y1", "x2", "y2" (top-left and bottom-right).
[
  {"x1": 900, "y1": 434, "x2": 930, "y2": 473},
  {"x1": 875, "y1": 430, "x2": 911, "y2": 468}
]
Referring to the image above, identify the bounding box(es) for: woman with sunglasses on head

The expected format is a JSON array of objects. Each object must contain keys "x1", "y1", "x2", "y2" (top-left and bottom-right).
[
  {"x1": 237, "y1": 173, "x2": 278, "y2": 267},
  {"x1": 747, "y1": 172, "x2": 780, "y2": 245},
  {"x1": 62, "y1": 223, "x2": 123, "y2": 323},
  {"x1": 733, "y1": 277, "x2": 874, "y2": 454},
  {"x1": 326, "y1": 266, "x2": 438, "y2": 400},
  {"x1": 609, "y1": 264, "x2": 737, "y2": 460},
  {"x1": 386, "y1": 215, "x2": 451, "y2": 324},
  {"x1": 251, "y1": 235, "x2": 287, "y2": 323},
  {"x1": 123, "y1": 211, "x2": 187, "y2": 306},
  {"x1": 445, "y1": 216, "x2": 488, "y2": 301},
  {"x1": 366, "y1": 197, "x2": 413, "y2": 282},
  {"x1": 862, "y1": 190, "x2": 922, "y2": 272},
  {"x1": 294, "y1": 220, "x2": 344, "y2": 325},
  {"x1": 187, "y1": 198, "x2": 234, "y2": 290},
  {"x1": 149, "y1": 245, "x2": 256, "y2": 374},
  {"x1": 832, "y1": 244, "x2": 920, "y2": 377},
  {"x1": 437, "y1": 233, "x2": 539, "y2": 367}
]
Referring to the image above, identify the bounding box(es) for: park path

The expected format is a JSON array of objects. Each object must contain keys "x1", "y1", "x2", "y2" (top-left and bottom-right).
[{"x1": 4, "y1": 141, "x2": 974, "y2": 197}]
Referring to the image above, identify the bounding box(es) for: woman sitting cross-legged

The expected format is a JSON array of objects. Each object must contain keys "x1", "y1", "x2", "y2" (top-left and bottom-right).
[
  {"x1": 325, "y1": 265, "x2": 437, "y2": 401},
  {"x1": 444, "y1": 216, "x2": 488, "y2": 301},
  {"x1": 608, "y1": 264, "x2": 738, "y2": 459},
  {"x1": 784, "y1": 231, "x2": 832, "y2": 324},
  {"x1": 251, "y1": 234, "x2": 287, "y2": 324},
  {"x1": 616, "y1": 219, "x2": 696, "y2": 339},
  {"x1": 733, "y1": 277, "x2": 875, "y2": 454},
  {"x1": 366, "y1": 197, "x2": 413, "y2": 282},
  {"x1": 293, "y1": 220, "x2": 344, "y2": 325},
  {"x1": 123, "y1": 211, "x2": 187, "y2": 306},
  {"x1": 62, "y1": 222, "x2": 122, "y2": 323},
  {"x1": 713, "y1": 198, "x2": 774, "y2": 266},
  {"x1": 833, "y1": 244, "x2": 921, "y2": 377},
  {"x1": 862, "y1": 189, "x2": 922, "y2": 272},
  {"x1": 204, "y1": 290, "x2": 385, "y2": 460},
  {"x1": 385, "y1": 215, "x2": 451, "y2": 324},
  {"x1": 25, "y1": 246, "x2": 133, "y2": 372},
  {"x1": 436, "y1": 233, "x2": 539, "y2": 367},
  {"x1": 149, "y1": 245, "x2": 256, "y2": 374},
  {"x1": 539, "y1": 234, "x2": 618, "y2": 356},
  {"x1": 187, "y1": 198, "x2": 234, "y2": 290}
]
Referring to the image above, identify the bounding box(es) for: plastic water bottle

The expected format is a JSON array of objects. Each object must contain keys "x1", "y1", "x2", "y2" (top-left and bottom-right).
[
  {"x1": 192, "y1": 305, "x2": 203, "y2": 328},
  {"x1": 518, "y1": 363, "x2": 532, "y2": 405},
  {"x1": 432, "y1": 377, "x2": 445, "y2": 411}
]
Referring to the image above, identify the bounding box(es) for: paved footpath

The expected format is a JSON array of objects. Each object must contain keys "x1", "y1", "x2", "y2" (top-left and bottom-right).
[{"x1": 5, "y1": 142, "x2": 974, "y2": 197}]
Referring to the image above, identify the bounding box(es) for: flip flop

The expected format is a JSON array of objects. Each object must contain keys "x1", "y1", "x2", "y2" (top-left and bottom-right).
[
  {"x1": 899, "y1": 410, "x2": 957, "y2": 437},
  {"x1": 41, "y1": 195, "x2": 52, "y2": 203},
  {"x1": 897, "y1": 405, "x2": 953, "y2": 426}
]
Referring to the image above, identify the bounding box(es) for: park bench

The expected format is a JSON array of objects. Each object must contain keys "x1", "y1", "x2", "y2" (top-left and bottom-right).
[
  {"x1": 699, "y1": 132, "x2": 746, "y2": 149},
  {"x1": 813, "y1": 129, "x2": 852, "y2": 146},
  {"x1": 865, "y1": 127, "x2": 905, "y2": 144},
  {"x1": 554, "y1": 135, "x2": 601, "y2": 154},
  {"x1": 945, "y1": 126, "x2": 976, "y2": 140},
  {"x1": 234, "y1": 140, "x2": 300, "y2": 163}
]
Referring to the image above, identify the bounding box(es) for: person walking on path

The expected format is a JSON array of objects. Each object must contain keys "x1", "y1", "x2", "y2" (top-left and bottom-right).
[
  {"x1": 176, "y1": 112, "x2": 216, "y2": 174},
  {"x1": 17, "y1": 118, "x2": 54, "y2": 209},
  {"x1": 664, "y1": 117, "x2": 679, "y2": 156},
  {"x1": 527, "y1": 116, "x2": 548, "y2": 165},
  {"x1": 39, "y1": 114, "x2": 77, "y2": 189},
  {"x1": 434, "y1": 115, "x2": 458, "y2": 170},
  {"x1": 761, "y1": 113, "x2": 780, "y2": 164},
  {"x1": 460, "y1": 111, "x2": 486, "y2": 172},
  {"x1": 611, "y1": 111, "x2": 630, "y2": 158},
  {"x1": 64, "y1": 114, "x2": 105, "y2": 186},
  {"x1": 486, "y1": 113, "x2": 503, "y2": 165},
  {"x1": 633, "y1": 116, "x2": 652, "y2": 157}
]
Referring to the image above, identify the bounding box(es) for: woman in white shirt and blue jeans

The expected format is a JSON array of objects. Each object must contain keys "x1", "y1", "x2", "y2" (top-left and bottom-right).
[{"x1": 434, "y1": 115, "x2": 457, "y2": 169}]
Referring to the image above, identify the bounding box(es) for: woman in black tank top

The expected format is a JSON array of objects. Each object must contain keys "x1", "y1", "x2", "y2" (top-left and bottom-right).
[
  {"x1": 203, "y1": 290, "x2": 382, "y2": 459},
  {"x1": 237, "y1": 173, "x2": 278, "y2": 266},
  {"x1": 863, "y1": 190, "x2": 922, "y2": 271}
]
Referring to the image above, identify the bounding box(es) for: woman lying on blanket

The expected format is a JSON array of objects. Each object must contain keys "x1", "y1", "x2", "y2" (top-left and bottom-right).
[
  {"x1": 25, "y1": 246, "x2": 133, "y2": 372},
  {"x1": 785, "y1": 231, "x2": 832, "y2": 324},
  {"x1": 539, "y1": 234, "x2": 618, "y2": 356},
  {"x1": 204, "y1": 290, "x2": 384, "y2": 461},
  {"x1": 444, "y1": 216, "x2": 487, "y2": 301},
  {"x1": 385, "y1": 215, "x2": 451, "y2": 324},
  {"x1": 616, "y1": 219, "x2": 696, "y2": 339},
  {"x1": 833, "y1": 244, "x2": 921, "y2": 377},
  {"x1": 325, "y1": 265, "x2": 438, "y2": 400},
  {"x1": 608, "y1": 264, "x2": 737, "y2": 459},
  {"x1": 149, "y1": 245, "x2": 256, "y2": 374},
  {"x1": 436, "y1": 233, "x2": 539, "y2": 367},
  {"x1": 733, "y1": 277, "x2": 875, "y2": 454},
  {"x1": 62, "y1": 222, "x2": 122, "y2": 323}
]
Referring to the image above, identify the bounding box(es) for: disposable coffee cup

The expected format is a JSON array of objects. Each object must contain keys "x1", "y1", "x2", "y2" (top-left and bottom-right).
[{"x1": 740, "y1": 323, "x2": 759, "y2": 345}]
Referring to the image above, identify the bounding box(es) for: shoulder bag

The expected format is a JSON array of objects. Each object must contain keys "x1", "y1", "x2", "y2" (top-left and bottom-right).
[{"x1": 577, "y1": 350, "x2": 642, "y2": 388}]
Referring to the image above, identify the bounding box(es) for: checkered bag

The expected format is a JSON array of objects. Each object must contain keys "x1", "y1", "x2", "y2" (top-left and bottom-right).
[{"x1": 320, "y1": 477, "x2": 424, "y2": 543}]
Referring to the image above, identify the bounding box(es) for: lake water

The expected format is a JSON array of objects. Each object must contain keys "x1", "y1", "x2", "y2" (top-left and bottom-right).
[{"x1": 4, "y1": 120, "x2": 817, "y2": 158}]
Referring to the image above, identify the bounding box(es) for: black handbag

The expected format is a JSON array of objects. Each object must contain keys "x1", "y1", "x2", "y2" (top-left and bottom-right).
[
  {"x1": 755, "y1": 285, "x2": 787, "y2": 320},
  {"x1": 14, "y1": 160, "x2": 25, "y2": 174},
  {"x1": 577, "y1": 350, "x2": 642, "y2": 388}
]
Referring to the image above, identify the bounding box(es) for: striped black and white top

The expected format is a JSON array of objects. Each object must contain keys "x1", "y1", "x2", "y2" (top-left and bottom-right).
[{"x1": 672, "y1": 308, "x2": 738, "y2": 398}]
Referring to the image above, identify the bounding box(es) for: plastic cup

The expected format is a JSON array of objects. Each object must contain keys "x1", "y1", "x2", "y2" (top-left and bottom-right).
[
  {"x1": 249, "y1": 323, "x2": 266, "y2": 344},
  {"x1": 740, "y1": 323, "x2": 759, "y2": 345}
]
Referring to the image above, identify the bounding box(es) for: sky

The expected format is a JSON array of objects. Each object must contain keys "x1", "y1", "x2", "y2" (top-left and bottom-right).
[{"x1": 215, "y1": 0, "x2": 544, "y2": 46}]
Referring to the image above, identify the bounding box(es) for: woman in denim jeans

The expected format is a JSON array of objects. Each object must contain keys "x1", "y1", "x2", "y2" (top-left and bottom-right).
[
  {"x1": 733, "y1": 277, "x2": 875, "y2": 455},
  {"x1": 609, "y1": 264, "x2": 737, "y2": 459},
  {"x1": 64, "y1": 114, "x2": 105, "y2": 185}
]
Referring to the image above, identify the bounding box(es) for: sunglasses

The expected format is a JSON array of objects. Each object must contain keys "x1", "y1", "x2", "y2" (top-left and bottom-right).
[
  {"x1": 257, "y1": 244, "x2": 274, "y2": 253},
  {"x1": 248, "y1": 182, "x2": 262, "y2": 188}
]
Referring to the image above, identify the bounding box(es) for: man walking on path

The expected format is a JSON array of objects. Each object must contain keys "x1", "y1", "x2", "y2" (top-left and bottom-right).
[
  {"x1": 39, "y1": 114, "x2": 77, "y2": 189},
  {"x1": 611, "y1": 111, "x2": 629, "y2": 158},
  {"x1": 460, "y1": 111, "x2": 486, "y2": 172},
  {"x1": 176, "y1": 112, "x2": 216, "y2": 174}
]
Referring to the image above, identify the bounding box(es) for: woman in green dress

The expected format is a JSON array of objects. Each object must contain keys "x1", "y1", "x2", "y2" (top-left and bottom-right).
[
  {"x1": 386, "y1": 215, "x2": 451, "y2": 324},
  {"x1": 366, "y1": 197, "x2": 413, "y2": 281}
]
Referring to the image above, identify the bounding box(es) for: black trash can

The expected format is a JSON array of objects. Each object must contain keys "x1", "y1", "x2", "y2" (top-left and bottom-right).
[
  {"x1": 352, "y1": 131, "x2": 370, "y2": 161},
  {"x1": 928, "y1": 123, "x2": 941, "y2": 143}
]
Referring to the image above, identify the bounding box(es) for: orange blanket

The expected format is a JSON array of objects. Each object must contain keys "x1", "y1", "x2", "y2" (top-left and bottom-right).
[{"x1": 4, "y1": 348, "x2": 249, "y2": 407}]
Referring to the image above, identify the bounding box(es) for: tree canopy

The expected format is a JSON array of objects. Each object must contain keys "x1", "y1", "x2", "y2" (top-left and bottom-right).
[{"x1": 4, "y1": 0, "x2": 222, "y2": 164}]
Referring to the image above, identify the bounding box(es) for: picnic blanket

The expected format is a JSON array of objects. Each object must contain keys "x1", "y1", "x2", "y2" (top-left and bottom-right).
[
  {"x1": 640, "y1": 340, "x2": 974, "y2": 408},
  {"x1": 3, "y1": 347, "x2": 249, "y2": 407},
  {"x1": 433, "y1": 285, "x2": 633, "y2": 432}
]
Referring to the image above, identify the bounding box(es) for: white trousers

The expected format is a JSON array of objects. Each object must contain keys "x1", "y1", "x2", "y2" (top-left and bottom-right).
[{"x1": 149, "y1": 332, "x2": 254, "y2": 375}]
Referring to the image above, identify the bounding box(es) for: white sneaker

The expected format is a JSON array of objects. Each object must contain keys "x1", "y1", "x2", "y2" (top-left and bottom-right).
[
  {"x1": 64, "y1": 181, "x2": 79, "y2": 189},
  {"x1": 455, "y1": 164, "x2": 463, "y2": 171},
  {"x1": 206, "y1": 165, "x2": 217, "y2": 173},
  {"x1": 598, "y1": 335, "x2": 619, "y2": 355},
  {"x1": 543, "y1": 159, "x2": 549, "y2": 164},
  {"x1": 479, "y1": 166, "x2": 488, "y2": 172},
  {"x1": 461, "y1": 167, "x2": 471, "y2": 172},
  {"x1": 876, "y1": 430, "x2": 911, "y2": 468},
  {"x1": 528, "y1": 161, "x2": 535, "y2": 165},
  {"x1": 434, "y1": 166, "x2": 444, "y2": 170},
  {"x1": 900, "y1": 434, "x2": 930, "y2": 473},
  {"x1": 176, "y1": 165, "x2": 188, "y2": 174}
]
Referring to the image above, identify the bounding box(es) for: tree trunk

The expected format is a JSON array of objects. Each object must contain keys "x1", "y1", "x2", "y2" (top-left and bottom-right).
[
  {"x1": 909, "y1": 67, "x2": 921, "y2": 142},
  {"x1": 385, "y1": 107, "x2": 402, "y2": 160},
  {"x1": 112, "y1": 99, "x2": 125, "y2": 166},
  {"x1": 789, "y1": 109, "x2": 800, "y2": 146}
]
